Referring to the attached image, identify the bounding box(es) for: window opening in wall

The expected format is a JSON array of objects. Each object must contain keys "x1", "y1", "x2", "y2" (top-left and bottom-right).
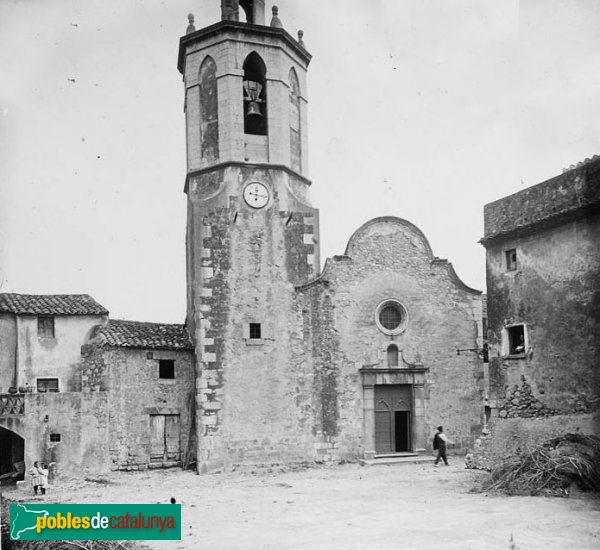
[
  {"x1": 484, "y1": 406, "x2": 492, "y2": 425},
  {"x1": 249, "y1": 323, "x2": 262, "y2": 339},
  {"x1": 380, "y1": 306, "x2": 401, "y2": 330},
  {"x1": 37, "y1": 316, "x2": 55, "y2": 338},
  {"x1": 375, "y1": 300, "x2": 408, "y2": 335},
  {"x1": 505, "y1": 249, "x2": 517, "y2": 271},
  {"x1": 243, "y1": 52, "x2": 267, "y2": 135},
  {"x1": 387, "y1": 344, "x2": 399, "y2": 367},
  {"x1": 507, "y1": 325, "x2": 525, "y2": 355},
  {"x1": 239, "y1": 0, "x2": 254, "y2": 23},
  {"x1": 37, "y1": 378, "x2": 59, "y2": 393},
  {"x1": 49, "y1": 433, "x2": 61, "y2": 442},
  {"x1": 159, "y1": 359, "x2": 175, "y2": 379}
]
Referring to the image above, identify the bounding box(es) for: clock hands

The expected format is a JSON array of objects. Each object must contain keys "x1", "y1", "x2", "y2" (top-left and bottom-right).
[{"x1": 248, "y1": 186, "x2": 268, "y2": 202}]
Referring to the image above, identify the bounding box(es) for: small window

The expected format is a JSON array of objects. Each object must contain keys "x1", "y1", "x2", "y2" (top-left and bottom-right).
[
  {"x1": 507, "y1": 325, "x2": 525, "y2": 355},
  {"x1": 37, "y1": 378, "x2": 59, "y2": 393},
  {"x1": 38, "y1": 316, "x2": 55, "y2": 338},
  {"x1": 49, "y1": 433, "x2": 61, "y2": 442},
  {"x1": 505, "y1": 249, "x2": 517, "y2": 271},
  {"x1": 249, "y1": 323, "x2": 262, "y2": 339},
  {"x1": 159, "y1": 359, "x2": 175, "y2": 379},
  {"x1": 387, "y1": 344, "x2": 399, "y2": 367}
]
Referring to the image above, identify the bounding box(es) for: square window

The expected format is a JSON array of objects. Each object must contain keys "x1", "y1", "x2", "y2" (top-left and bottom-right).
[
  {"x1": 38, "y1": 316, "x2": 55, "y2": 338},
  {"x1": 159, "y1": 359, "x2": 175, "y2": 379},
  {"x1": 49, "y1": 433, "x2": 61, "y2": 442},
  {"x1": 505, "y1": 249, "x2": 517, "y2": 271},
  {"x1": 507, "y1": 325, "x2": 525, "y2": 355},
  {"x1": 249, "y1": 323, "x2": 262, "y2": 339},
  {"x1": 37, "y1": 378, "x2": 59, "y2": 393}
]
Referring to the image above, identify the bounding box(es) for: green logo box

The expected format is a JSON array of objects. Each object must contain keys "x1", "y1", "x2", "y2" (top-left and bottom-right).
[{"x1": 10, "y1": 503, "x2": 181, "y2": 541}]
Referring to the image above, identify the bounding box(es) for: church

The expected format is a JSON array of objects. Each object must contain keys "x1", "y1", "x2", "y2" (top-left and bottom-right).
[{"x1": 0, "y1": 1, "x2": 485, "y2": 478}]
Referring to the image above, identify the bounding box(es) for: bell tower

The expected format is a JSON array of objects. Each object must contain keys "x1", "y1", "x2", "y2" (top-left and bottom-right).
[{"x1": 178, "y1": 3, "x2": 320, "y2": 472}]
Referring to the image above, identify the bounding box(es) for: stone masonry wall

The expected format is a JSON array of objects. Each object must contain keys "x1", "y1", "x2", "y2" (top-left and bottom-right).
[
  {"x1": 297, "y1": 217, "x2": 485, "y2": 461},
  {"x1": 483, "y1": 157, "x2": 600, "y2": 239},
  {"x1": 485, "y1": 216, "x2": 600, "y2": 417},
  {"x1": 81, "y1": 347, "x2": 195, "y2": 471},
  {"x1": 24, "y1": 392, "x2": 109, "y2": 478},
  {"x1": 187, "y1": 165, "x2": 320, "y2": 472}
]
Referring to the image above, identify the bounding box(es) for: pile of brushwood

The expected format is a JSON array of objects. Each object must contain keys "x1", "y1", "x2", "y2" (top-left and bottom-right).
[{"x1": 485, "y1": 433, "x2": 600, "y2": 496}]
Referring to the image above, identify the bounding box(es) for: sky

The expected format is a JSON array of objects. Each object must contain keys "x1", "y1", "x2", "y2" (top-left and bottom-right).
[{"x1": 0, "y1": 0, "x2": 599, "y2": 323}]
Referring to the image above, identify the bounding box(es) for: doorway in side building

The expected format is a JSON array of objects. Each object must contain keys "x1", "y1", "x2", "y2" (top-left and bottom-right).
[
  {"x1": 149, "y1": 414, "x2": 181, "y2": 463},
  {"x1": 374, "y1": 385, "x2": 412, "y2": 454}
]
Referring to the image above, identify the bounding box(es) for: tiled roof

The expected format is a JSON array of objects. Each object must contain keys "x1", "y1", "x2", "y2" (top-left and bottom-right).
[
  {"x1": 96, "y1": 319, "x2": 193, "y2": 351},
  {"x1": 0, "y1": 293, "x2": 108, "y2": 316}
]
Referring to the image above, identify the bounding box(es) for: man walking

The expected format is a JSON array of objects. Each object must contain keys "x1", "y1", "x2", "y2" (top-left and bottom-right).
[{"x1": 433, "y1": 426, "x2": 452, "y2": 466}]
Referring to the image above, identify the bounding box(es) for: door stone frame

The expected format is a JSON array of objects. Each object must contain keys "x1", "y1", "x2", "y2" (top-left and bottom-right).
[{"x1": 360, "y1": 366, "x2": 429, "y2": 460}]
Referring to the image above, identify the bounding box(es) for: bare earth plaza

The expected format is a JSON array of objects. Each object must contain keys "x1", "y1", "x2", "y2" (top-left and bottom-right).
[{"x1": 1, "y1": 1, "x2": 599, "y2": 549}]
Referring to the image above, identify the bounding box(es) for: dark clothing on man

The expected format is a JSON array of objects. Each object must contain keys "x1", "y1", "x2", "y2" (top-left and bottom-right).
[{"x1": 433, "y1": 432, "x2": 448, "y2": 465}]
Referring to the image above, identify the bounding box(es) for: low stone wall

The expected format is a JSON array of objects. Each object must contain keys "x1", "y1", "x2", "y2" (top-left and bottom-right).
[
  {"x1": 498, "y1": 376, "x2": 559, "y2": 419},
  {"x1": 467, "y1": 412, "x2": 599, "y2": 470}
]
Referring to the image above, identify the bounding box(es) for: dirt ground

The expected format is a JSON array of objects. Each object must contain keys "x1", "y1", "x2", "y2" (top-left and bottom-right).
[{"x1": 4, "y1": 461, "x2": 600, "y2": 550}]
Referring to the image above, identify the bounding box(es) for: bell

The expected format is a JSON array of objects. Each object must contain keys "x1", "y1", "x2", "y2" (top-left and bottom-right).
[{"x1": 247, "y1": 100, "x2": 263, "y2": 117}]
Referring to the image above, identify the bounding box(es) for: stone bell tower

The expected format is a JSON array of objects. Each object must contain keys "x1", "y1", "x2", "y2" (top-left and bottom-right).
[{"x1": 177, "y1": 3, "x2": 320, "y2": 473}]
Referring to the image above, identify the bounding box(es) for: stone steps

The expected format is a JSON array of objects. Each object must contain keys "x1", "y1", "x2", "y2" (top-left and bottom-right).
[{"x1": 360, "y1": 454, "x2": 436, "y2": 466}]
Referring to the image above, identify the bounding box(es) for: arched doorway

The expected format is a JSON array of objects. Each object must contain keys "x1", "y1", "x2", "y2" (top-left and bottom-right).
[{"x1": 0, "y1": 426, "x2": 25, "y2": 482}]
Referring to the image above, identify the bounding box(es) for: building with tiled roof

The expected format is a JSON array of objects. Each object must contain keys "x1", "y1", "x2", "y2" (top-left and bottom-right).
[
  {"x1": 94, "y1": 319, "x2": 193, "y2": 351},
  {"x1": 0, "y1": 293, "x2": 108, "y2": 316}
]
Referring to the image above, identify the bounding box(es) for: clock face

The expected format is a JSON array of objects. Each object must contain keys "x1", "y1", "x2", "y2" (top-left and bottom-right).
[{"x1": 243, "y1": 182, "x2": 270, "y2": 209}]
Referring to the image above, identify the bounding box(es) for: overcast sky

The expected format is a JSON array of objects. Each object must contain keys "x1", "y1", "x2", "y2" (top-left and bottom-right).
[{"x1": 1, "y1": 0, "x2": 599, "y2": 323}]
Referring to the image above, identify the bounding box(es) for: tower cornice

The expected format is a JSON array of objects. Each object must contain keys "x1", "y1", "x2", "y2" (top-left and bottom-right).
[
  {"x1": 183, "y1": 161, "x2": 312, "y2": 194},
  {"x1": 178, "y1": 20, "x2": 311, "y2": 75}
]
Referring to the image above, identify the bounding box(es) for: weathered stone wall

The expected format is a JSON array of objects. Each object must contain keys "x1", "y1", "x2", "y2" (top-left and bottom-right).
[
  {"x1": 13, "y1": 315, "x2": 106, "y2": 392},
  {"x1": 83, "y1": 347, "x2": 196, "y2": 471},
  {"x1": 23, "y1": 392, "x2": 110, "y2": 478},
  {"x1": 483, "y1": 157, "x2": 600, "y2": 238},
  {"x1": 0, "y1": 313, "x2": 17, "y2": 391},
  {"x1": 482, "y1": 160, "x2": 600, "y2": 452},
  {"x1": 297, "y1": 218, "x2": 485, "y2": 460},
  {"x1": 483, "y1": 172, "x2": 600, "y2": 420},
  {"x1": 187, "y1": 165, "x2": 319, "y2": 472}
]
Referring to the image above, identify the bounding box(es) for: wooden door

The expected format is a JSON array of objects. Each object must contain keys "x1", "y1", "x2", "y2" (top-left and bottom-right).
[
  {"x1": 165, "y1": 415, "x2": 181, "y2": 460},
  {"x1": 150, "y1": 415, "x2": 181, "y2": 462},
  {"x1": 374, "y1": 385, "x2": 412, "y2": 454},
  {"x1": 150, "y1": 415, "x2": 166, "y2": 461}
]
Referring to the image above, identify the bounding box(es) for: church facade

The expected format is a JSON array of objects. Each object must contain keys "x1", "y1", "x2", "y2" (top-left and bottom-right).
[{"x1": 0, "y1": 1, "x2": 485, "y2": 479}]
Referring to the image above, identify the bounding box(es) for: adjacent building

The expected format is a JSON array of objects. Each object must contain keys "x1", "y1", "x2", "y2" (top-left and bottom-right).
[{"x1": 481, "y1": 156, "x2": 600, "y2": 438}]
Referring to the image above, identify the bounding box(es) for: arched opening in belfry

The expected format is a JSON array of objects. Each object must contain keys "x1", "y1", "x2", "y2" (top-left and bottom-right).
[
  {"x1": 288, "y1": 68, "x2": 302, "y2": 172},
  {"x1": 239, "y1": 0, "x2": 255, "y2": 23},
  {"x1": 387, "y1": 344, "x2": 399, "y2": 367},
  {"x1": 243, "y1": 52, "x2": 268, "y2": 136},
  {"x1": 0, "y1": 426, "x2": 25, "y2": 482}
]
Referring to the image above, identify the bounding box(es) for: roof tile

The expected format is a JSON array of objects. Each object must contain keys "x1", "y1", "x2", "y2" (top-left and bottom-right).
[
  {"x1": 96, "y1": 319, "x2": 193, "y2": 351},
  {"x1": 0, "y1": 293, "x2": 108, "y2": 316}
]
